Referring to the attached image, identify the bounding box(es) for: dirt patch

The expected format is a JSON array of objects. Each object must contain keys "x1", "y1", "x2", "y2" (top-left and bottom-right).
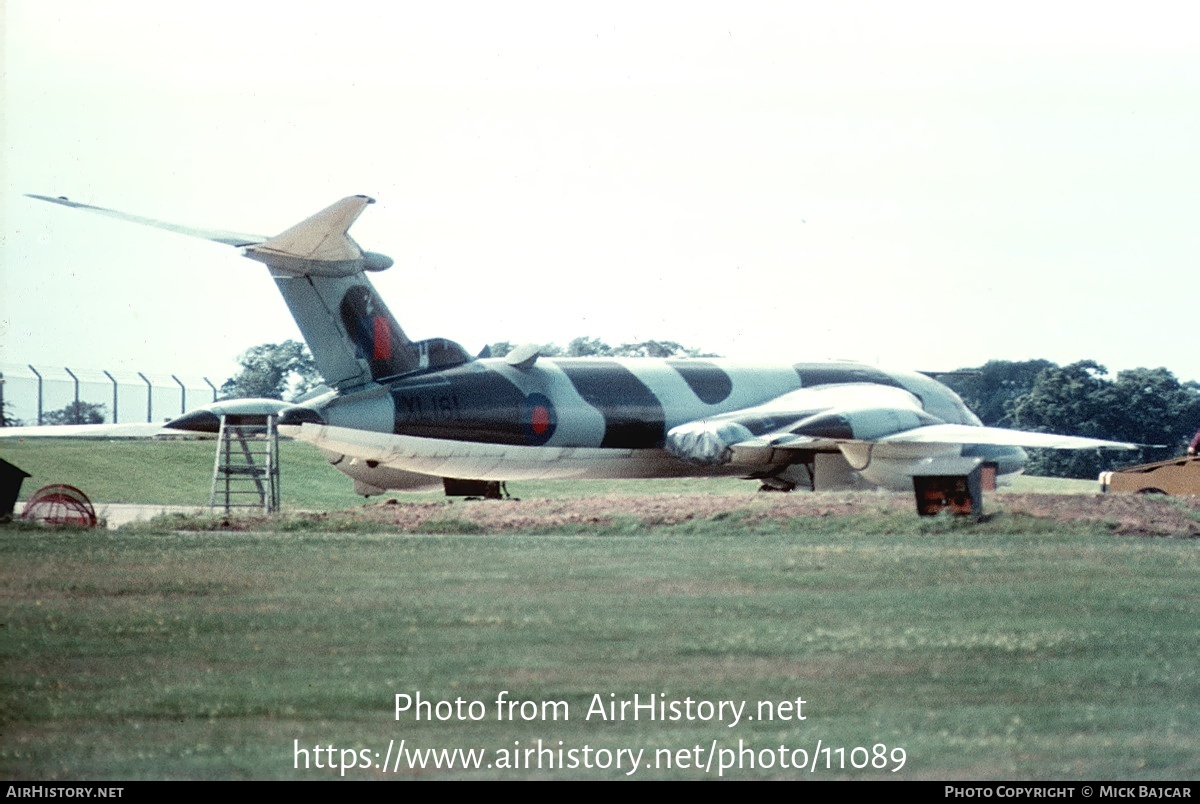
[
  {"x1": 316, "y1": 492, "x2": 917, "y2": 533},
  {"x1": 209, "y1": 491, "x2": 1200, "y2": 538},
  {"x1": 990, "y1": 492, "x2": 1200, "y2": 537}
]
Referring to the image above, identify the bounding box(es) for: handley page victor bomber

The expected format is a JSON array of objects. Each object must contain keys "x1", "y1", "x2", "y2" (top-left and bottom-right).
[{"x1": 25, "y1": 194, "x2": 1136, "y2": 513}]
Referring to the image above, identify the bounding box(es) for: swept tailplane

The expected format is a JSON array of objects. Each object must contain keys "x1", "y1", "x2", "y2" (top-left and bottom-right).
[{"x1": 27, "y1": 193, "x2": 422, "y2": 390}]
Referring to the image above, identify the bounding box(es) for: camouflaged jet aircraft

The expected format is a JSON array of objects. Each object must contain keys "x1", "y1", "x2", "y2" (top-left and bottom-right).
[{"x1": 25, "y1": 194, "x2": 1137, "y2": 512}]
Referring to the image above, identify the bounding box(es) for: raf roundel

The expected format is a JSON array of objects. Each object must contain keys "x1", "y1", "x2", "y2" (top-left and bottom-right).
[{"x1": 520, "y1": 393, "x2": 558, "y2": 446}]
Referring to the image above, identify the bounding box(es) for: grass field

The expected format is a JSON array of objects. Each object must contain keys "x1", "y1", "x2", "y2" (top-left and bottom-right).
[
  {"x1": 1, "y1": 437, "x2": 1099, "y2": 508},
  {"x1": 2, "y1": 438, "x2": 370, "y2": 509},
  {"x1": 1, "y1": 439, "x2": 1196, "y2": 780},
  {"x1": 3, "y1": 508, "x2": 1198, "y2": 779}
]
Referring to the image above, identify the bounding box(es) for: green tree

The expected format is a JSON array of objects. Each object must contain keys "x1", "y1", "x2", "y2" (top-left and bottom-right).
[
  {"x1": 616, "y1": 340, "x2": 720, "y2": 358},
  {"x1": 1106, "y1": 367, "x2": 1200, "y2": 455},
  {"x1": 1006, "y1": 361, "x2": 1115, "y2": 478},
  {"x1": 2, "y1": 400, "x2": 24, "y2": 427},
  {"x1": 221, "y1": 341, "x2": 322, "y2": 401},
  {"x1": 1008, "y1": 361, "x2": 1200, "y2": 478},
  {"x1": 566, "y1": 336, "x2": 614, "y2": 357},
  {"x1": 485, "y1": 341, "x2": 564, "y2": 358},
  {"x1": 486, "y1": 341, "x2": 514, "y2": 358},
  {"x1": 611, "y1": 340, "x2": 688, "y2": 358},
  {"x1": 942, "y1": 359, "x2": 1057, "y2": 426},
  {"x1": 43, "y1": 400, "x2": 106, "y2": 425},
  {"x1": 490, "y1": 337, "x2": 717, "y2": 360}
]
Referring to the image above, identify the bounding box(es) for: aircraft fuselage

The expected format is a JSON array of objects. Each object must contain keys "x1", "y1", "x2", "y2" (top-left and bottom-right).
[{"x1": 283, "y1": 356, "x2": 1028, "y2": 493}]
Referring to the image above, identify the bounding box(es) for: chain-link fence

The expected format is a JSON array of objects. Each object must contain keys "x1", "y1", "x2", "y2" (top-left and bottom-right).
[{"x1": 0, "y1": 364, "x2": 221, "y2": 427}]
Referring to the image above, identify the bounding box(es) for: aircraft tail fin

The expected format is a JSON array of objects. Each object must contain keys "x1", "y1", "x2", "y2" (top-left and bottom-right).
[{"x1": 240, "y1": 196, "x2": 421, "y2": 389}]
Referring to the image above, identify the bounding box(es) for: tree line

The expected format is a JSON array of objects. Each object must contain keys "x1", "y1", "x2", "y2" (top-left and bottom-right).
[
  {"x1": 940, "y1": 360, "x2": 1200, "y2": 478},
  {"x1": 485, "y1": 337, "x2": 717, "y2": 360}
]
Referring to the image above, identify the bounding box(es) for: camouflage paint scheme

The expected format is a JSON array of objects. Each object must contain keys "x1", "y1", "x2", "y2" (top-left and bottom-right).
[{"x1": 26, "y1": 195, "x2": 1137, "y2": 501}]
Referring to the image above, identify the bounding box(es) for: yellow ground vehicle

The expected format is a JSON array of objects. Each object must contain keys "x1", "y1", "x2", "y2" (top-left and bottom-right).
[{"x1": 1099, "y1": 456, "x2": 1200, "y2": 495}]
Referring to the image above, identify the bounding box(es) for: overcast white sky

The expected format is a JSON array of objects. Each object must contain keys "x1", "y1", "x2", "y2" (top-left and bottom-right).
[{"x1": 4, "y1": 1, "x2": 1198, "y2": 390}]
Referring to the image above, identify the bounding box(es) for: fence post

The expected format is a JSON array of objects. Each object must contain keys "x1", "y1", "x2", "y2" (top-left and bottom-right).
[
  {"x1": 203, "y1": 377, "x2": 218, "y2": 403},
  {"x1": 27, "y1": 365, "x2": 43, "y2": 425},
  {"x1": 103, "y1": 370, "x2": 119, "y2": 423},
  {"x1": 64, "y1": 367, "x2": 80, "y2": 418},
  {"x1": 137, "y1": 372, "x2": 152, "y2": 422},
  {"x1": 172, "y1": 375, "x2": 186, "y2": 414}
]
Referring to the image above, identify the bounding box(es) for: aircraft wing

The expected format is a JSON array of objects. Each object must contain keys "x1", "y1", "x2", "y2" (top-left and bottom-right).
[
  {"x1": 0, "y1": 399, "x2": 296, "y2": 439},
  {"x1": 872, "y1": 423, "x2": 1138, "y2": 450},
  {"x1": 732, "y1": 423, "x2": 1139, "y2": 453},
  {"x1": 666, "y1": 384, "x2": 925, "y2": 464},
  {"x1": 25, "y1": 195, "x2": 266, "y2": 247},
  {"x1": 0, "y1": 422, "x2": 179, "y2": 439},
  {"x1": 665, "y1": 385, "x2": 1139, "y2": 468}
]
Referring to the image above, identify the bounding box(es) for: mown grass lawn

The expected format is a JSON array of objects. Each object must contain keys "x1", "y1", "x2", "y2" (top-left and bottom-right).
[
  {"x1": 1, "y1": 437, "x2": 1099, "y2": 510},
  {"x1": 2, "y1": 513, "x2": 1196, "y2": 780}
]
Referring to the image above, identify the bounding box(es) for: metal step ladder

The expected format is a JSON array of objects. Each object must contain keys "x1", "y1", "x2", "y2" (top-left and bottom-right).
[{"x1": 209, "y1": 414, "x2": 280, "y2": 514}]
